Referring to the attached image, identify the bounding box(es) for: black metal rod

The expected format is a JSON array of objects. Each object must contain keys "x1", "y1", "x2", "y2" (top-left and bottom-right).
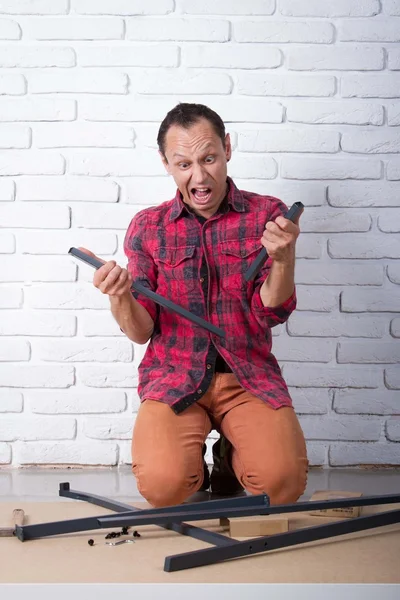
[
  {"x1": 164, "y1": 508, "x2": 400, "y2": 572},
  {"x1": 68, "y1": 247, "x2": 225, "y2": 338},
  {"x1": 244, "y1": 201, "x2": 304, "y2": 282}
]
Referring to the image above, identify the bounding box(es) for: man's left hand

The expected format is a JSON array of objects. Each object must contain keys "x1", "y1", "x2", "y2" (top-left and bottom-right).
[{"x1": 260, "y1": 211, "x2": 302, "y2": 264}]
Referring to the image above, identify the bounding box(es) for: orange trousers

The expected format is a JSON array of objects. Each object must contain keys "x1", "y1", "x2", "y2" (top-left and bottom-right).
[{"x1": 131, "y1": 372, "x2": 309, "y2": 508}]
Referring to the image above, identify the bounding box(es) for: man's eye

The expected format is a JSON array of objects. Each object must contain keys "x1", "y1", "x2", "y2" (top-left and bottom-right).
[
  {"x1": 179, "y1": 163, "x2": 189, "y2": 169},
  {"x1": 205, "y1": 156, "x2": 214, "y2": 163}
]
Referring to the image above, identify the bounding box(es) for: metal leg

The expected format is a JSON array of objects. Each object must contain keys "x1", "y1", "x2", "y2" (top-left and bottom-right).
[{"x1": 164, "y1": 507, "x2": 400, "y2": 572}]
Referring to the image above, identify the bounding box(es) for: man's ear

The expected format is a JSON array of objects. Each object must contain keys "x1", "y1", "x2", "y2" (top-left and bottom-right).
[
  {"x1": 159, "y1": 150, "x2": 170, "y2": 174},
  {"x1": 225, "y1": 133, "x2": 232, "y2": 162}
]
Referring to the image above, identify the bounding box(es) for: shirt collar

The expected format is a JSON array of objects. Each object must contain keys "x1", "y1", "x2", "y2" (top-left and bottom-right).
[{"x1": 169, "y1": 177, "x2": 247, "y2": 222}]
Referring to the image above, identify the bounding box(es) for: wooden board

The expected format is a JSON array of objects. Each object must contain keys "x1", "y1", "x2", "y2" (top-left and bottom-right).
[{"x1": 0, "y1": 501, "x2": 399, "y2": 583}]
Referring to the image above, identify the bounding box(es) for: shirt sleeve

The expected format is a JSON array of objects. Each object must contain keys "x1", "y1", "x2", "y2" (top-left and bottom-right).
[
  {"x1": 250, "y1": 196, "x2": 297, "y2": 328},
  {"x1": 123, "y1": 211, "x2": 158, "y2": 324}
]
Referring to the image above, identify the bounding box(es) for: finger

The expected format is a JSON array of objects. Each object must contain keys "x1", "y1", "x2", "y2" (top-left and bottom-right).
[
  {"x1": 99, "y1": 265, "x2": 123, "y2": 294},
  {"x1": 107, "y1": 270, "x2": 131, "y2": 296},
  {"x1": 274, "y1": 216, "x2": 300, "y2": 233}
]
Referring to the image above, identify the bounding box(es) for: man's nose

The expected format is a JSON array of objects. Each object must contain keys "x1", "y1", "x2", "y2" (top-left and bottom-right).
[{"x1": 191, "y1": 162, "x2": 208, "y2": 184}]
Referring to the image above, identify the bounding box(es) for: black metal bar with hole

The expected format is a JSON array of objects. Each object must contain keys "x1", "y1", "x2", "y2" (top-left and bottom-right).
[
  {"x1": 164, "y1": 507, "x2": 400, "y2": 572},
  {"x1": 68, "y1": 247, "x2": 225, "y2": 339},
  {"x1": 244, "y1": 201, "x2": 304, "y2": 282}
]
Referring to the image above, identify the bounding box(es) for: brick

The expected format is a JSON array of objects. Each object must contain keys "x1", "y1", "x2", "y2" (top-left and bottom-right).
[
  {"x1": 340, "y1": 19, "x2": 400, "y2": 42},
  {"x1": 387, "y1": 264, "x2": 400, "y2": 284},
  {"x1": 29, "y1": 70, "x2": 127, "y2": 94},
  {"x1": 80, "y1": 311, "x2": 124, "y2": 336},
  {"x1": 34, "y1": 339, "x2": 133, "y2": 362},
  {"x1": 0, "y1": 0, "x2": 68, "y2": 14},
  {"x1": 386, "y1": 368, "x2": 400, "y2": 389},
  {"x1": 181, "y1": 0, "x2": 275, "y2": 14},
  {"x1": 288, "y1": 46, "x2": 383, "y2": 71},
  {"x1": 234, "y1": 20, "x2": 333, "y2": 43},
  {"x1": 342, "y1": 74, "x2": 400, "y2": 98},
  {"x1": 0, "y1": 203, "x2": 70, "y2": 228},
  {"x1": 29, "y1": 390, "x2": 126, "y2": 414},
  {"x1": 0, "y1": 232, "x2": 14, "y2": 252},
  {"x1": 0, "y1": 125, "x2": 30, "y2": 148},
  {"x1": 342, "y1": 130, "x2": 400, "y2": 153},
  {"x1": 73, "y1": 203, "x2": 139, "y2": 229},
  {"x1": 300, "y1": 415, "x2": 381, "y2": 441},
  {"x1": 329, "y1": 182, "x2": 400, "y2": 207},
  {"x1": 119, "y1": 176, "x2": 177, "y2": 204},
  {"x1": 383, "y1": 0, "x2": 400, "y2": 15},
  {"x1": 235, "y1": 181, "x2": 326, "y2": 207},
  {"x1": 341, "y1": 289, "x2": 400, "y2": 313},
  {"x1": 0, "y1": 151, "x2": 64, "y2": 175},
  {"x1": 388, "y1": 49, "x2": 400, "y2": 69},
  {"x1": 334, "y1": 389, "x2": 400, "y2": 415},
  {"x1": 0, "y1": 18, "x2": 20, "y2": 38},
  {"x1": 20, "y1": 231, "x2": 117, "y2": 255},
  {"x1": 0, "y1": 287, "x2": 22, "y2": 308},
  {"x1": 338, "y1": 342, "x2": 400, "y2": 364},
  {"x1": 306, "y1": 443, "x2": 328, "y2": 466},
  {"x1": 1, "y1": 256, "x2": 76, "y2": 283},
  {"x1": 182, "y1": 45, "x2": 281, "y2": 69},
  {"x1": 283, "y1": 364, "x2": 381, "y2": 388},
  {"x1": 289, "y1": 388, "x2": 329, "y2": 415},
  {"x1": 72, "y1": 0, "x2": 174, "y2": 15},
  {"x1": 287, "y1": 314, "x2": 385, "y2": 338},
  {"x1": 287, "y1": 101, "x2": 383, "y2": 126},
  {"x1": 127, "y1": 18, "x2": 229, "y2": 41},
  {"x1": 330, "y1": 443, "x2": 400, "y2": 466},
  {"x1": 391, "y1": 318, "x2": 400, "y2": 337},
  {"x1": 78, "y1": 365, "x2": 138, "y2": 387},
  {"x1": 0, "y1": 391, "x2": 23, "y2": 412},
  {"x1": 239, "y1": 129, "x2": 339, "y2": 153},
  {"x1": 295, "y1": 261, "x2": 383, "y2": 285},
  {"x1": 228, "y1": 154, "x2": 277, "y2": 179},
  {"x1": 0, "y1": 443, "x2": 11, "y2": 463},
  {"x1": 0, "y1": 339, "x2": 30, "y2": 361},
  {"x1": 81, "y1": 96, "x2": 173, "y2": 122},
  {"x1": 295, "y1": 235, "x2": 321, "y2": 259},
  {"x1": 238, "y1": 73, "x2": 335, "y2": 97},
  {"x1": 83, "y1": 417, "x2": 133, "y2": 439},
  {"x1": 329, "y1": 234, "x2": 400, "y2": 259},
  {"x1": 0, "y1": 74, "x2": 26, "y2": 95},
  {"x1": 0, "y1": 365, "x2": 74, "y2": 387},
  {"x1": 0, "y1": 179, "x2": 14, "y2": 200},
  {"x1": 387, "y1": 160, "x2": 400, "y2": 180},
  {"x1": 273, "y1": 337, "x2": 334, "y2": 362},
  {"x1": 295, "y1": 286, "x2": 339, "y2": 312},
  {"x1": 21, "y1": 17, "x2": 124, "y2": 39},
  {"x1": 34, "y1": 123, "x2": 134, "y2": 148},
  {"x1": 69, "y1": 150, "x2": 164, "y2": 177},
  {"x1": 280, "y1": 0, "x2": 380, "y2": 17},
  {"x1": 0, "y1": 417, "x2": 76, "y2": 441},
  {"x1": 136, "y1": 70, "x2": 232, "y2": 95},
  {"x1": 25, "y1": 284, "x2": 109, "y2": 310},
  {"x1": 0, "y1": 98, "x2": 76, "y2": 121},
  {"x1": 0, "y1": 46, "x2": 75, "y2": 67},
  {"x1": 78, "y1": 44, "x2": 178, "y2": 67},
  {"x1": 300, "y1": 208, "x2": 371, "y2": 233},
  {"x1": 17, "y1": 176, "x2": 119, "y2": 202},
  {"x1": 387, "y1": 419, "x2": 400, "y2": 441},
  {"x1": 14, "y1": 442, "x2": 118, "y2": 466},
  {"x1": 282, "y1": 157, "x2": 381, "y2": 180},
  {"x1": 388, "y1": 103, "x2": 400, "y2": 126},
  {"x1": 0, "y1": 311, "x2": 76, "y2": 336}
]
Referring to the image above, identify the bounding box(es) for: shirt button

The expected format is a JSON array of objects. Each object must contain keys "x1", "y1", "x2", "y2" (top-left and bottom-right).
[
  {"x1": 240, "y1": 249, "x2": 247, "y2": 257},
  {"x1": 200, "y1": 277, "x2": 205, "y2": 283},
  {"x1": 198, "y1": 389, "x2": 202, "y2": 394},
  {"x1": 206, "y1": 364, "x2": 212, "y2": 369}
]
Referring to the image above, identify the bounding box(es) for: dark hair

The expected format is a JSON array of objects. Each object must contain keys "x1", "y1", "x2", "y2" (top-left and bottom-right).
[{"x1": 157, "y1": 103, "x2": 226, "y2": 158}]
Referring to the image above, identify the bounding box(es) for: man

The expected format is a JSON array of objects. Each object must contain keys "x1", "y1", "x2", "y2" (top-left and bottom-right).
[{"x1": 82, "y1": 103, "x2": 309, "y2": 508}]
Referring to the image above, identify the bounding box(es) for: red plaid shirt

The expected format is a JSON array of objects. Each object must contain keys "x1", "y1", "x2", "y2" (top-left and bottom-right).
[{"x1": 124, "y1": 177, "x2": 296, "y2": 414}]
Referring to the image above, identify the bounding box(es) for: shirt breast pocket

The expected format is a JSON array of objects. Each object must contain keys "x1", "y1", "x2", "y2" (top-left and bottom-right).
[
  {"x1": 220, "y1": 238, "x2": 262, "y2": 292},
  {"x1": 154, "y1": 246, "x2": 197, "y2": 294}
]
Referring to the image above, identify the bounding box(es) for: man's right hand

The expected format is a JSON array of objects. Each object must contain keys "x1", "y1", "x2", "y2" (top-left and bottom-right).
[{"x1": 78, "y1": 247, "x2": 132, "y2": 298}]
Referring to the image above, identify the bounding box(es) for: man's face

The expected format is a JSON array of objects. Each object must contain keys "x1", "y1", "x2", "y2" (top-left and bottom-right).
[{"x1": 160, "y1": 118, "x2": 232, "y2": 219}]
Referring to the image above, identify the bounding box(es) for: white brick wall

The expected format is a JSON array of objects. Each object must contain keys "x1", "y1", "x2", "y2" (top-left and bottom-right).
[{"x1": 0, "y1": 1, "x2": 399, "y2": 469}]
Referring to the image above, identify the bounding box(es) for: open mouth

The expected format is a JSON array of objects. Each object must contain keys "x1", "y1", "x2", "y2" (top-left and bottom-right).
[{"x1": 191, "y1": 187, "x2": 212, "y2": 205}]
